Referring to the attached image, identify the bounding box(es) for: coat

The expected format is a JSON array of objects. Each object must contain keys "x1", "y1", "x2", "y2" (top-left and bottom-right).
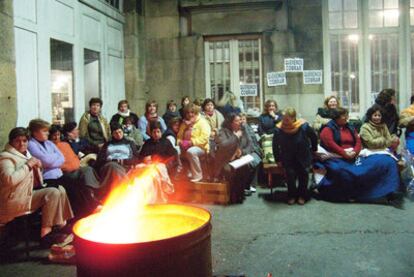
[
  {"x1": 258, "y1": 112, "x2": 283, "y2": 136},
  {"x1": 272, "y1": 122, "x2": 318, "y2": 169},
  {"x1": 79, "y1": 112, "x2": 110, "y2": 146},
  {"x1": 177, "y1": 115, "x2": 211, "y2": 153},
  {"x1": 360, "y1": 121, "x2": 393, "y2": 150},
  {"x1": 204, "y1": 110, "x2": 225, "y2": 137},
  {"x1": 0, "y1": 145, "x2": 42, "y2": 223}
]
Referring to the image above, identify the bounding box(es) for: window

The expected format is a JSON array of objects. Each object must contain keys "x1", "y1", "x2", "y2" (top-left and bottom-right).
[
  {"x1": 84, "y1": 49, "x2": 101, "y2": 111},
  {"x1": 323, "y1": 0, "x2": 411, "y2": 115},
  {"x1": 205, "y1": 37, "x2": 263, "y2": 112},
  {"x1": 50, "y1": 39, "x2": 74, "y2": 125}
]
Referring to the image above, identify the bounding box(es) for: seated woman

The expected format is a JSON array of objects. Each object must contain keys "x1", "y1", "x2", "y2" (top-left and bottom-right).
[
  {"x1": 28, "y1": 119, "x2": 100, "y2": 216},
  {"x1": 139, "y1": 121, "x2": 177, "y2": 167},
  {"x1": 49, "y1": 125, "x2": 102, "y2": 192},
  {"x1": 202, "y1": 98, "x2": 224, "y2": 139},
  {"x1": 312, "y1": 95, "x2": 340, "y2": 132},
  {"x1": 258, "y1": 99, "x2": 283, "y2": 136},
  {"x1": 162, "y1": 100, "x2": 181, "y2": 127},
  {"x1": 273, "y1": 107, "x2": 318, "y2": 205},
  {"x1": 79, "y1": 97, "x2": 110, "y2": 152},
  {"x1": 177, "y1": 103, "x2": 211, "y2": 182},
  {"x1": 315, "y1": 108, "x2": 401, "y2": 206},
  {"x1": 95, "y1": 123, "x2": 140, "y2": 196},
  {"x1": 163, "y1": 117, "x2": 183, "y2": 174},
  {"x1": 138, "y1": 100, "x2": 167, "y2": 141},
  {"x1": 0, "y1": 127, "x2": 73, "y2": 244},
  {"x1": 179, "y1": 96, "x2": 190, "y2": 118},
  {"x1": 360, "y1": 104, "x2": 399, "y2": 151},
  {"x1": 62, "y1": 121, "x2": 98, "y2": 158},
  {"x1": 123, "y1": 116, "x2": 144, "y2": 150},
  {"x1": 110, "y1": 99, "x2": 139, "y2": 127},
  {"x1": 375, "y1": 88, "x2": 400, "y2": 136},
  {"x1": 212, "y1": 113, "x2": 257, "y2": 203}
]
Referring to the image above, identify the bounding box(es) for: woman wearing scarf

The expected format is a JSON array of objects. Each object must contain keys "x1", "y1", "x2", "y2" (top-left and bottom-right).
[
  {"x1": 138, "y1": 100, "x2": 167, "y2": 141},
  {"x1": 312, "y1": 95, "x2": 340, "y2": 132},
  {"x1": 110, "y1": 100, "x2": 139, "y2": 127},
  {"x1": 177, "y1": 103, "x2": 211, "y2": 182},
  {"x1": 273, "y1": 107, "x2": 318, "y2": 205},
  {"x1": 162, "y1": 100, "x2": 181, "y2": 127}
]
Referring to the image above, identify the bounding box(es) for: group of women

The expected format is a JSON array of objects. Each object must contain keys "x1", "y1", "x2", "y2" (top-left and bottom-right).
[{"x1": 0, "y1": 88, "x2": 409, "y2": 248}]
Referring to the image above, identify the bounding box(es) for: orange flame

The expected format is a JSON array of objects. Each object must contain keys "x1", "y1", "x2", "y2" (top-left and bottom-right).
[{"x1": 74, "y1": 163, "x2": 210, "y2": 244}]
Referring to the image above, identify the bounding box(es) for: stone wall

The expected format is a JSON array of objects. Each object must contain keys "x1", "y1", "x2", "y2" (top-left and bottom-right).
[
  {"x1": 0, "y1": 0, "x2": 17, "y2": 147},
  {"x1": 124, "y1": 0, "x2": 324, "y2": 118}
]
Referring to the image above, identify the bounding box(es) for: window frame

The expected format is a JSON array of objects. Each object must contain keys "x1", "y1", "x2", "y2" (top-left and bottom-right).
[
  {"x1": 204, "y1": 35, "x2": 264, "y2": 112},
  {"x1": 323, "y1": 0, "x2": 412, "y2": 117}
]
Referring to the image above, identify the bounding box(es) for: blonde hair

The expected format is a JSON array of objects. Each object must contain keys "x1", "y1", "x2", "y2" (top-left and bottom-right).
[
  {"x1": 217, "y1": 91, "x2": 238, "y2": 108},
  {"x1": 324, "y1": 95, "x2": 340, "y2": 109},
  {"x1": 283, "y1": 107, "x2": 297, "y2": 120},
  {"x1": 28, "y1": 119, "x2": 50, "y2": 135}
]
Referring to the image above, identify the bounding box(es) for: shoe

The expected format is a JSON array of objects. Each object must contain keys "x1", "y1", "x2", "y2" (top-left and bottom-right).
[
  {"x1": 190, "y1": 176, "x2": 202, "y2": 183},
  {"x1": 41, "y1": 231, "x2": 70, "y2": 248},
  {"x1": 387, "y1": 192, "x2": 405, "y2": 209},
  {"x1": 287, "y1": 198, "x2": 296, "y2": 205},
  {"x1": 249, "y1": 186, "x2": 257, "y2": 193},
  {"x1": 297, "y1": 197, "x2": 306, "y2": 205}
]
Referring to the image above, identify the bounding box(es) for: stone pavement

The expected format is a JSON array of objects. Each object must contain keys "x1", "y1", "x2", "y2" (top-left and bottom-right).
[{"x1": 1, "y1": 188, "x2": 413, "y2": 277}]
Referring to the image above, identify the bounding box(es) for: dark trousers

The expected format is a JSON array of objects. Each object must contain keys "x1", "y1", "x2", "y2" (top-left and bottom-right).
[{"x1": 285, "y1": 165, "x2": 309, "y2": 199}]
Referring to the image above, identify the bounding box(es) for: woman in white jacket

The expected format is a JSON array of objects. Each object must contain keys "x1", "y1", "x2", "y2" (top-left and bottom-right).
[{"x1": 0, "y1": 127, "x2": 73, "y2": 242}]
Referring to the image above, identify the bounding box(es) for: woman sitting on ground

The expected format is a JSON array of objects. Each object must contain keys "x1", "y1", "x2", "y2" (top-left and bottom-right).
[
  {"x1": 258, "y1": 99, "x2": 283, "y2": 136},
  {"x1": 79, "y1": 97, "x2": 110, "y2": 152},
  {"x1": 312, "y1": 95, "x2": 340, "y2": 132},
  {"x1": 177, "y1": 103, "x2": 211, "y2": 182},
  {"x1": 162, "y1": 100, "x2": 181, "y2": 127},
  {"x1": 138, "y1": 100, "x2": 167, "y2": 141},
  {"x1": 95, "y1": 123, "x2": 141, "y2": 196},
  {"x1": 315, "y1": 108, "x2": 402, "y2": 206},
  {"x1": 212, "y1": 113, "x2": 256, "y2": 203},
  {"x1": 28, "y1": 119, "x2": 100, "y2": 216},
  {"x1": 360, "y1": 104, "x2": 399, "y2": 151},
  {"x1": 110, "y1": 99, "x2": 139, "y2": 127},
  {"x1": 273, "y1": 107, "x2": 318, "y2": 205},
  {"x1": 0, "y1": 127, "x2": 74, "y2": 245}
]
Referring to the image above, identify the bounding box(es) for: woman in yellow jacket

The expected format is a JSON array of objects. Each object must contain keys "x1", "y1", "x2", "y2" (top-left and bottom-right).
[{"x1": 177, "y1": 103, "x2": 211, "y2": 182}]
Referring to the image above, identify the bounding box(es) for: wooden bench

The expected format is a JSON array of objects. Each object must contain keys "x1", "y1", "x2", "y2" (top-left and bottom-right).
[{"x1": 174, "y1": 180, "x2": 230, "y2": 205}]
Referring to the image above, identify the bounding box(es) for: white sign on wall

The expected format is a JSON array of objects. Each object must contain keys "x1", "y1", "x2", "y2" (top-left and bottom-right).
[
  {"x1": 284, "y1": 58, "x2": 304, "y2": 72},
  {"x1": 240, "y1": 83, "x2": 258, "y2": 96},
  {"x1": 303, "y1": 70, "x2": 323, "y2": 84},
  {"x1": 267, "y1": 71, "x2": 286, "y2": 87}
]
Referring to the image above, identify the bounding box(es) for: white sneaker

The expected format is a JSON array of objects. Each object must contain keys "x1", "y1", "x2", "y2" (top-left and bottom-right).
[
  {"x1": 190, "y1": 176, "x2": 202, "y2": 183},
  {"x1": 250, "y1": 186, "x2": 257, "y2": 193}
]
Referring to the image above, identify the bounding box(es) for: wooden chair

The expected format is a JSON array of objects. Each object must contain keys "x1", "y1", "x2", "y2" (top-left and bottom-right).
[{"x1": 263, "y1": 163, "x2": 285, "y2": 194}]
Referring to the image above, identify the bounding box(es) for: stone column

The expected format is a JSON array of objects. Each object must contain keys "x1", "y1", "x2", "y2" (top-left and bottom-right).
[{"x1": 0, "y1": 0, "x2": 17, "y2": 147}]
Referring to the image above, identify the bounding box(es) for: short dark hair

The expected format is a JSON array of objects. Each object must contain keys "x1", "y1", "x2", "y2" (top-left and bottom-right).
[
  {"x1": 365, "y1": 104, "x2": 385, "y2": 123},
  {"x1": 331, "y1": 107, "x2": 349, "y2": 120},
  {"x1": 62, "y1": 121, "x2": 77, "y2": 135},
  {"x1": 49, "y1": 125, "x2": 62, "y2": 140},
  {"x1": 89, "y1": 97, "x2": 103, "y2": 107},
  {"x1": 222, "y1": 113, "x2": 240, "y2": 130},
  {"x1": 8, "y1": 127, "x2": 29, "y2": 143},
  {"x1": 166, "y1": 100, "x2": 177, "y2": 110},
  {"x1": 149, "y1": 121, "x2": 162, "y2": 133},
  {"x1": 118, "y1": 100, "x2": 129, "y2": 110},
  {"x1": 110, "y1": 122, "x2": 123, "y2": 133},
  {"x1": 202, "y1": 98, "x2": 216, "y2": 111},
  {"x1": 168, "y1": 117, "x2": 181, "y2": 128}
]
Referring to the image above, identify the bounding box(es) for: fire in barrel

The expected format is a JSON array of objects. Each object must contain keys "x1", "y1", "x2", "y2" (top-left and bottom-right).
[{"x1": 73, "y1": 164, "x2": 212, "y2": 277}]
